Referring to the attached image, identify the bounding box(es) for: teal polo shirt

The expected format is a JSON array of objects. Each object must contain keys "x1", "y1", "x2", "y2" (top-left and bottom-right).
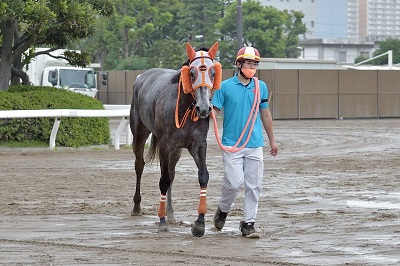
[{"x1": 211, "y1": 74, "x2": 269, "y2": 148}]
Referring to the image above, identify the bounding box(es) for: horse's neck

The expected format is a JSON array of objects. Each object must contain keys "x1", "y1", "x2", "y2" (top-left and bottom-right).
[{"x1": 177, "y1": 86, "x2": 195, "y2": 108}]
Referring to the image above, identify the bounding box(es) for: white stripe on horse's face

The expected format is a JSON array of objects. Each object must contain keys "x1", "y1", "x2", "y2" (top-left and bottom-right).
[
  {"x1": 189, "y1": 50, "x2": 216, "y2": 118},
  {"x1": 190, "y1": 51, "x2": 215, "y2": 91}
]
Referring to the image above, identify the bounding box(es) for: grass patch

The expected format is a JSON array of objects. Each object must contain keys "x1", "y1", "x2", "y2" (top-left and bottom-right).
[{"x1": 0, "y1": 140, "x2": 48, "y2": 148}]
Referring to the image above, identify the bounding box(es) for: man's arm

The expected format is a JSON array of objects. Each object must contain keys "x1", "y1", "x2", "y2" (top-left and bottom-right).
[
  {"x1": 212, "y1": 106, "x2": 220, "y2": 117},
  {"x1": 260, "y1": 108, "x2": 278, "y2": 157}
]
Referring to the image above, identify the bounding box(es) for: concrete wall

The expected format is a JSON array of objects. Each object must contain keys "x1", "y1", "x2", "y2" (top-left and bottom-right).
[
  {"x1": 97, "y1": 69, "x2": 400, "y2": 119},
  {"x1": 98, "y1": 70, "x2": 144, "y2": 105}
]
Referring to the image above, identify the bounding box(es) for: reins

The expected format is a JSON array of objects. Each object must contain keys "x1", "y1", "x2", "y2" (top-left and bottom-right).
[
  {"x1": 175, "y1": 75, "x2": 199, "y2": 129},
  {"x1": 211, "y1": 77, "x2": 260, "y2": 153}
]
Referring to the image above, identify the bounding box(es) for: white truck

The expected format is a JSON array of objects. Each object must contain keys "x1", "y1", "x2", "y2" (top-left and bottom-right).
[{"x1": 25, "y1": 48, "x2": 99, "y2": 98}]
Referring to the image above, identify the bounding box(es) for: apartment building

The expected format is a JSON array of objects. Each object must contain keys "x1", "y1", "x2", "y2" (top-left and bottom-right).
[
  {"x1": 257, "y1": 0, "x2": 400, "y2": 63},
  {"x1": 359, "y1": 0, "x2": 400, "y2": 41},
  {"x1": 259, "y1": 0, "x2": 400, "y2": 40}
]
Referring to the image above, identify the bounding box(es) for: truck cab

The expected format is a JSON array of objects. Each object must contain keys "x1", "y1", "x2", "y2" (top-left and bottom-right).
[
  {"x1": 26, "y1": 48, "x2": 100, "y2": 98},
  {"x1": 45, "y1": 66, "x2": 98, "y2": 98}
]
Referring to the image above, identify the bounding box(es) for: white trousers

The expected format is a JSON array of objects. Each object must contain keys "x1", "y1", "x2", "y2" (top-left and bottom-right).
[{"x1": 218, "y1": 147, "x2": 264, "y2": 223}]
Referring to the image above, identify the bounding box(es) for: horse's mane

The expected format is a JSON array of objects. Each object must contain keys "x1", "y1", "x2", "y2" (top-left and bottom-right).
[{"x1": 171, "y1": 46, "x2": 210, "y2": 84}]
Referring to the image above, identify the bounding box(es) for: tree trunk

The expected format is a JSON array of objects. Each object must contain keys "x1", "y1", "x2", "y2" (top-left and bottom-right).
[
  {"x1": 11, "y1": 21, "x2": 25, "y2": 86},
  {"x1": 11, "y1": 47, "x2": 32, "y2": 86},
  {"x1": 0, "y1": 19, "x2": 16, "y2": 91},
  {"x1": 12, "y1": 66, "x2": 30, "y2": 85}
]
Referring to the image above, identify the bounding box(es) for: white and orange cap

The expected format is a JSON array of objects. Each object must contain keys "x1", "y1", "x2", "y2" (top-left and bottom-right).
[{"x1": 236, "y1": 47, "x2": 260, "y2": 62}]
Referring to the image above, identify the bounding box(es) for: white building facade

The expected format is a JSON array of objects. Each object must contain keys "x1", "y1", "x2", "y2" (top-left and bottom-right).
[{"x1": 298, "y1": 38, "x2": 375, "y2": 63}]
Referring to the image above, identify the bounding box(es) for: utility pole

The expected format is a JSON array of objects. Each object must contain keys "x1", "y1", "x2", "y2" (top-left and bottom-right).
[{"x1": 237, "y1": 0, "x2": 243, "y2": 50}]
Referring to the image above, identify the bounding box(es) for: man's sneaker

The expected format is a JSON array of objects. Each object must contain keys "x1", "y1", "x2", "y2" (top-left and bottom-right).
[
  {"x1": 239, "y1": 221, "x2": 260, "y2": 238},
  {"x1": 213, "y1": 206, "x2": 228, "y2": 230}
]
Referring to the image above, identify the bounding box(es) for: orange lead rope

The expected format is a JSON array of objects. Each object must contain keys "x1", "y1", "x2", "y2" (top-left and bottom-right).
[
  {"x1": 211, "y1": 77, "x2": 260, "y2": 152},
  {"x1": 175, "y1": 75, "x2": 198, "y2": 129}
]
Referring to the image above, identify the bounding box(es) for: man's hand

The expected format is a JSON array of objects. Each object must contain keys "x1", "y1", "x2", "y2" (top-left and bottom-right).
[{"x1": 269, "y1": 142, "x2": 278, "y2": 157}]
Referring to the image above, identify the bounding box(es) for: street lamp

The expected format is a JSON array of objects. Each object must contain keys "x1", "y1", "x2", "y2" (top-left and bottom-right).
[{"x1": 237, "y1": 0, "x2": 243, "y2": 50}]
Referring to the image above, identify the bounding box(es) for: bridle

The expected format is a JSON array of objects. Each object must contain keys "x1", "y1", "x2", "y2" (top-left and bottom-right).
[
  {"x1": 175, "y1": 42, "x2": 221, "y2": 128},
  {"x1": 181, "y1": 51, "x2": 221, "y2": 94}
]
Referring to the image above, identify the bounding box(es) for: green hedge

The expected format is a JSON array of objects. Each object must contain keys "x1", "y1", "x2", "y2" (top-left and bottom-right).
[{"x1": 0, "y1": 86, "x2": 110, "y2": 147}]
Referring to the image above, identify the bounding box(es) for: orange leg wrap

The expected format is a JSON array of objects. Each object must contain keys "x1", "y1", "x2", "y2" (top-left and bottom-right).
[
  {"x1": 198, "y1": 188, "x2": 207, "y2": 214},
  {"x1": 158, "y1": 194, "x2": 167, "y2": 218}
]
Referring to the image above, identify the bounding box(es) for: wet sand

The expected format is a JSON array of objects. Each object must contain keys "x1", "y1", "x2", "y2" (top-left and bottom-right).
[{"x1": 0, "y1": 118, "x2": 399, "y2": 265}]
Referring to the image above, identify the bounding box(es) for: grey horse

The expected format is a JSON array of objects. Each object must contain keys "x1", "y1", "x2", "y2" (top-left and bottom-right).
[{"x1": 130, "y1": 42, "x2": 221, "y2": 237}]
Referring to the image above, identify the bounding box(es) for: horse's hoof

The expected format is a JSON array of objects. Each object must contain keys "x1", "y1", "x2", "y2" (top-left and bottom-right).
[
  {"x1": 131, "y1": 208, "x2": 142, "y2": 216},
  {"x1": 191, "y1": 221, "x2": 205, "y2": 237},
  {"x1": 158, "y1": 224, "x2": 169, "y2": 233},
  {"x1": 167, "y1": 216, "x2": 176, "y2": 224},
  {"x1": 158, "y1": 217, "x2": 168, "y2": 233}
]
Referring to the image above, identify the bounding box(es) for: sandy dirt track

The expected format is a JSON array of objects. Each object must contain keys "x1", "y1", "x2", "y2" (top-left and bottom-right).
[{"x1": 0, "y1": 118, "x2": 399, "y2": 266}]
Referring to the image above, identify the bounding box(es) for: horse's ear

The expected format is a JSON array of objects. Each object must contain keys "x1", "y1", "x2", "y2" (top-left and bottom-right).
[
  {"x1": 186, "y1": 42, "x2": 196, "y2": 61},
  {"x1": 208, "y1": 42, "x2": 218, "y2": 60}
]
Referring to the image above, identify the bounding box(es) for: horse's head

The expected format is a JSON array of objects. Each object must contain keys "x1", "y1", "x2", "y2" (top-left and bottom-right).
[{"x1": 181, "y1": 42, "x2": 222, "y2": 118}]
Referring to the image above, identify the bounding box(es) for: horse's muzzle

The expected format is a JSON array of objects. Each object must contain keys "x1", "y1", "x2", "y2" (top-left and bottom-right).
[
  {"x1": 196, "y1": 105, "x2": 212, "y2": 118},
  {"x1": 194, "y1": 87, "x2": 212, "y2": 118}
]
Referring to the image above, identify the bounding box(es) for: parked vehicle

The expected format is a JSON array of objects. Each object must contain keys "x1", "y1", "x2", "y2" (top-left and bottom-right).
[{"x1": 25, "y1": 48, "x2": 99, "y2": 98}]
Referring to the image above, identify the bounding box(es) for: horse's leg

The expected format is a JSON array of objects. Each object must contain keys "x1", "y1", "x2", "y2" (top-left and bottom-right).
[
  {"x1": 131, "y1": 121, "x2": 151, "y2": 216},
  {"x1": 166, "y1": 186, "x2": 174, "y2": 224},
  {"x1": 166, "y1": 149, "x2": 182, "y2": 224},
  {"x1": 188, "y1": 143, "x2": 209, "y2": 237},
  {"x1": 157, "y1": 148, "x2": 173, "y2": 232}
]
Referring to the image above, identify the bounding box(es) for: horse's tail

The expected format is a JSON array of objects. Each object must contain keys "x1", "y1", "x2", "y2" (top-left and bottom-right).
[{"x1": 145, "y1": 134, "x2": 158, "y2": 164}]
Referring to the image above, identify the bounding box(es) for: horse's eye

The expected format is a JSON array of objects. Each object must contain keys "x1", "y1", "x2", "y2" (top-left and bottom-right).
[
  {"x1": 209, "y1": 67, "x2": 216, "y2": 79},
  {"x1": 190, "y1": 67, "x2": 197, "y2": 82}
]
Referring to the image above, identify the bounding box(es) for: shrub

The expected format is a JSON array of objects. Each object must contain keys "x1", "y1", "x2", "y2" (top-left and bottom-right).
[{"x1": 0, "y1": 86, "x2": 110, "y2": 147}]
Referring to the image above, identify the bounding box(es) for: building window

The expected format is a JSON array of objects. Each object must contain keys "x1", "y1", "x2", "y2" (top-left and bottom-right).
[
  {"x1": 360, "y1": 51, "x2": 370, "y2": 58},
  {"x1": 339, "y1": 51, "x2": 347, "y2": 63}
]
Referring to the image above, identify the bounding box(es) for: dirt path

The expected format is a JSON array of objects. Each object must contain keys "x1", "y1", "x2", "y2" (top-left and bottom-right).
[{"x1": 1, "y1": 119, "x2": 399, "y2": 265}]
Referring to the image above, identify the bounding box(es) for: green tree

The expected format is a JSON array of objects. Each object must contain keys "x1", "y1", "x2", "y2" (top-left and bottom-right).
[
  {"x1": 73, "y1": 16, "x2": 117, "y2": 69},
  {"x1": 74, "y1": 0, "x2": 306, "y2": 71},
  {"x1": 0, "y1": 0, "x2": 114, "y2": 90},
  {"x1": 354, "y1": 55, "x2": 369, "y2": 64},
  {"x1": 76, "y1": 0, "x2": 181, "y2": 70},
  {"x1": 371, "y1": 38, "x2": 400, "y2": 65},
  {"x1": 174, "y1": 0, "x2": 224, "y2": 48},
  {"x1": 78, "y1": 0, "x2": 227, "y2": 70},
  {"x1": 217, "y1": 0, "x2": 306, "y2": 66},
  {"x1": 283, "y1": 9, "x2": 307, "y2": 58},
  {"x1": 146, "y1": 39, "x2": 185, "y2": 69}
]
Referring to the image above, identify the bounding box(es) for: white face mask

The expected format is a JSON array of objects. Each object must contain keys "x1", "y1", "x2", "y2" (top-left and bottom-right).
[{"x1": 241, "y1": 68, "x2": 256, "y2": 79}]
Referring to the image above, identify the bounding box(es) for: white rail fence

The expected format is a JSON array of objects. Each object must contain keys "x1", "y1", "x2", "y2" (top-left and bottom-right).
[{"x1": 0, "y1": 105, "x2": 132, "y2": 150}]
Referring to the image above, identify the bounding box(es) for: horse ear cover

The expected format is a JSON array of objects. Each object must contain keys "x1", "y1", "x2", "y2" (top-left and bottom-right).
[
  {"x1": 181, "y1": 62, "x2": 222, "y2": 94},
  {"x1": 213, "y1": 62, "x2": 222, "y2": 90},
  {"x1": 181, "y1": 66, "x2": 193, "y2": 94}
]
